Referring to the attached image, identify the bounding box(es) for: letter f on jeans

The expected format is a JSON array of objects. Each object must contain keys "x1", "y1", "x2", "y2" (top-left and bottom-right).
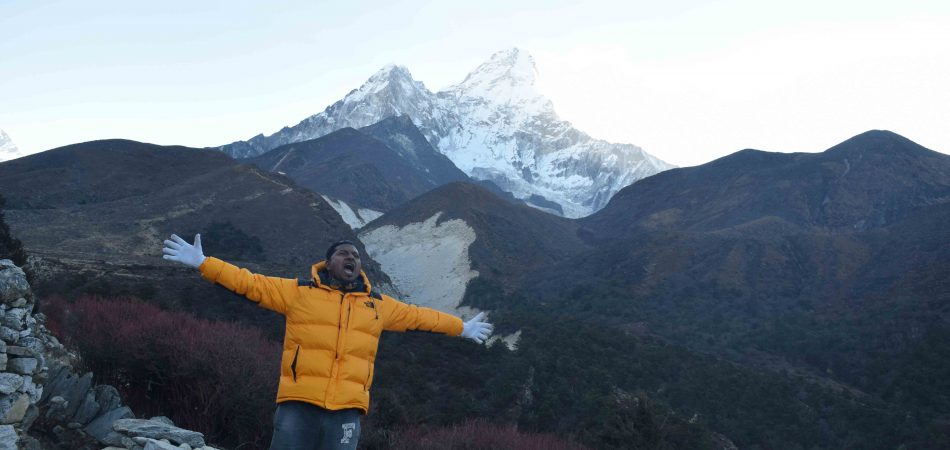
[{"x1": 341, "y1": 423, "x2": 355, "y2": 444}]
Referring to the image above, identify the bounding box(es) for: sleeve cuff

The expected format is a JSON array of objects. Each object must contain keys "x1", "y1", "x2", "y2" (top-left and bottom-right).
[
  {"x1": 446, "y1": 315, "x2": 464, "y2": 337},
  {"x1": 198, "y1": 256, "x2": 225, "y2": 283}
]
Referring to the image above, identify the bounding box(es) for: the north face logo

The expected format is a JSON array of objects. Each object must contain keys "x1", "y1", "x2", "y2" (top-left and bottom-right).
[{"x1": 341, "y1": 422, "x2": 356, "y2": 444}]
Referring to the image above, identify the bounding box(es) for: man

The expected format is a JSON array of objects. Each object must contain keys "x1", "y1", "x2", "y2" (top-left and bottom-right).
[{"x1": 161, "y1": 234, "x2": 493, "y2": 450}]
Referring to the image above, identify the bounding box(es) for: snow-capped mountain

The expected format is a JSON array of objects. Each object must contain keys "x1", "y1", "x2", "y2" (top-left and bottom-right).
[
  {"x1": 218, "y1": 48, "x2": 674, "y2": 217},
  {"x1": 0, "y1": 129, "x2": 24, "y2": 162},
  {"x1": 221, "y1": 64, "x2": 452, "y2": 159}
]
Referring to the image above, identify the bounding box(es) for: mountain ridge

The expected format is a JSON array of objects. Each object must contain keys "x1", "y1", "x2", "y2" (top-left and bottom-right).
[
  {"x1": 217, "y1": 48, "x2": 674, "y2": 217},
  {"x1": 246, "y1": 116, "x2": 471, "y2": 213},
  {"x1": 585, "y1": 130, "x2": 950, "y2": 233}
]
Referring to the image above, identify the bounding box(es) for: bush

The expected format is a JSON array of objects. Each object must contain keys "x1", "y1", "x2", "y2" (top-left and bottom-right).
[
  {"x1": 202, "y1": 221, "x2": 266, "y2": 262},
  {"x1": 42, "y1": 295, "x2": 280, "y2": 448},
  {"x1": 388, "y1": 419, "x2": 589, "y2": 450},
  {"x1": 0, "y1": 194, "x2": 29, "y2": 267}
]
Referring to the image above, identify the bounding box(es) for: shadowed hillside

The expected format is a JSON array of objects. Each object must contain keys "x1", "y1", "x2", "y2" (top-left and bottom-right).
[
  {"x1": 585, "y1": 130, "x2": 950, "y2": 234},
  {"x1": 369, "y1": 130, "x2": 950, "y2": 448},
  {"x1": 247, "y1": 117, "x2": 470, "y2": 213},
  {"x1": 0, "y1": 139, "x2": 392, "y2": 338}
]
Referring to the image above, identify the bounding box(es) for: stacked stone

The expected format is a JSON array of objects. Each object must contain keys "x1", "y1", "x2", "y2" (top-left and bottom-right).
[
  {"x1": 41, "y1": 367, "x2": 133, "y2": 446},
  {"x1": 0, "y1": 259, "x2": 46, "y2": 448},
  {"x1": 99, "y1": 417, "x2": 218, "y2": 450}
]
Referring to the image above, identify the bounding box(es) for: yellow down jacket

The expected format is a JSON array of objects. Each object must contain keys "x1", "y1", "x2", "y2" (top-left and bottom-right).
[{"x1": 198, "y1": 256, "x2": 464, "y2": 413}]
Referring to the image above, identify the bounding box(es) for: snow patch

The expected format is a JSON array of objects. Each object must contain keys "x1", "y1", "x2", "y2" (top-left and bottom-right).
[
  {"x1": 321, "y1": 195, "x2": 383, "y2": 230},
  {"x1": 271, "y1": 148, "x2": 294, "y2": 171},
  {"x1": 359, "y1": 212, "x2": 480, "y2": 318},
  {"x1": 0, "y1": 129, "x2": 24, "y2": 162},
  {"x1": 487, "y1": 329, "x2": 521, "y2": 351}
]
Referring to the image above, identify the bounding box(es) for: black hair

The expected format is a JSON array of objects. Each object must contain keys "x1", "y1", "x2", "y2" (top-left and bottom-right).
[{"x1": 325, "y1": 240, "x2": 358, "y2": 261}]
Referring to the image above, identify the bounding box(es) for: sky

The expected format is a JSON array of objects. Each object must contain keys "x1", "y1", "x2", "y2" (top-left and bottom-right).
[{"x1": 1, "y1": 0, "x2": 948, "y2": 167}]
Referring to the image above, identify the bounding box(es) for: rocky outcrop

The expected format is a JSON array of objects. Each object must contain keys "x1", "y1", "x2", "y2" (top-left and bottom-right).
[
  {"x1": 0, "y1": 260, "x2": 220, "y2": 450},
  {"x1": 0, "y1": 259, "x2": 53, "y2": 448}
]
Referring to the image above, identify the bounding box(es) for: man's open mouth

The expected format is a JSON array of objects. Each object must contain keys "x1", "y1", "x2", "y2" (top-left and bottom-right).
[{"x1": 343, "y1": 262, "x2": 355, "y2": 276}]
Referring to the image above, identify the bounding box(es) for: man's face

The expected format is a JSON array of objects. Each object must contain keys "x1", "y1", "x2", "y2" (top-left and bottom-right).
[{"x1": 327, "y1": 244, "x2": 362, "y2": 282}]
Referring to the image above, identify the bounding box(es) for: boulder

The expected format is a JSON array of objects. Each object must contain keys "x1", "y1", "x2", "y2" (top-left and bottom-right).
[
  {"x1": 72, "y1": 390, "x2": 101, "y2": 425},
  {"x1": 0, "y1": 308, "x2": 27, "y2": 330},
  {"x1": 15, "y1": 435, "x2": 42, "y2": 450},
  {"x1": 24, "y1": 314, "x2": 36, "y2": 330},
  {"x1": 0, "y1": 393, "x2": 29, "y2": 424},
  {"x1": 85, "y1": 406, "x2": 134, "y2": 444},
  {"x1": 7, "y1": 357, "x2": 37, "y2": 375},
  {"x1": 43, "y1": 333, "x2": 61, "y2": 348},
  {"x1": 0, "y1": 373, "x2": 22, "y2": 395},
  {"x1": 113, "y1": 418, "x2": 206, "y2": 447},
  {"x1": 19, "y1": 376, "x2": 41, "y2": 403},
  {"x1": 143, "y1": 438, "x2": 182, "y2": 450},
  {"x1": 94, "y1": 384, "x2": 122, "y2": 412},
  {"x1": 0, "y1": 261, "x2": 30, "y2": 304},
  {"x1": 150, "y1": 416, "x2": 175, "y2": 426},
  {"x1": 0, "y1": 327, "x2": 17, "y2": 344},
  {"x1": 16, "y1": 337, "x2": 43, "y2": 355},
  {"x1": 45, "y1": 396, "x2": 69, "y2": 422},
  {"x1": 62, "y1": 372, "x2": 93, "y2": 419},
  {"x1": 21, "y1": 403, "x2": 39, "y2": 431},
  {"x1": 5, "y1": 345, "x2": 33, "y2": 357},
  {"x1": 0, "y1": 425, "x2": 15, "y2": 450},
  {"x1": 41, "y1": 365, "x2": 71, "y2": 403},
  {"x1": 99, "y1": 431, "x2": 127, "y2": 446}
]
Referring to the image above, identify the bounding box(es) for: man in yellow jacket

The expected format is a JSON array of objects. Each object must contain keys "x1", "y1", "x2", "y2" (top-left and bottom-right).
[{"x1": 162, "y1": 233, "x2": 493, "y2": 450}]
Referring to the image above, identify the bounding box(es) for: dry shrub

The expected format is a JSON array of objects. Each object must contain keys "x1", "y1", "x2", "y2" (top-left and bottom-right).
[
  {"x1": 390, "y1": 418, "x2": 589, "y2": 450},
  {"x1": 42, "y1": 294, "x2": 279, "y2": 448}
]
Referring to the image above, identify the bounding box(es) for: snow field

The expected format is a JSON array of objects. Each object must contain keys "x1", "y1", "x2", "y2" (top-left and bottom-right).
[
  {"x1": 360, "y1": 213, "x2": 522, "y2": 348},
  {"x1": 321, "y1": 195, "x2": 383, "y2": 230},
  {"x1": 358, "y1": 213, "x2": 480, "y2": 319}
]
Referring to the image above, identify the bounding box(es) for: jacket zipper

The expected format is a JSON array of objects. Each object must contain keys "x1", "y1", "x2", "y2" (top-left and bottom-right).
[
  {"x1": 364, "y1": 360, "x2": 373, "y2": 391},
  {"x1": 335, "y1": 293, "x2": 346, "y2": 359},
  {"x1": 290, "y1": 345, "x2": 300, "y2": 382}
]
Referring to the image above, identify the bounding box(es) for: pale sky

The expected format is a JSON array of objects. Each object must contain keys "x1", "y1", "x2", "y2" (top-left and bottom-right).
[{"x1": 2, "y1": 0, "x2": 948, "y2": 167}]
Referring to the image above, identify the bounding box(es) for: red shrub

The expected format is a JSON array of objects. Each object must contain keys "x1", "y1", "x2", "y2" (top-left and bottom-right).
[
  {"x1": 42, "y1": 295, "x2": 279, "y2": 448},
  {"x1": 390, "y1": 419, "x2": 590, "y2": 450}
]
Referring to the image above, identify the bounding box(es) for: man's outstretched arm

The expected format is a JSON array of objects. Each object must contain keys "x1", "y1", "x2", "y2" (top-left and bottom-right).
[
  {"x1": 162, "y1": 233, "x2": 299, "y2": 314},
  {"x1": 379, "y1": 295, "x2": 494, "y2": 344}
]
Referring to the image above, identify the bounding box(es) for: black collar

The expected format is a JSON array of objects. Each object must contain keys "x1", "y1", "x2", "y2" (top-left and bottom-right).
[{"x1": 317, "y1": 269, "x2": 367, "y2": 293}]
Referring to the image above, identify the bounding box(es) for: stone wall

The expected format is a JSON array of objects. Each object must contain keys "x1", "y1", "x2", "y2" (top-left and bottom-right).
[{"x1": 0, "y1": 260, "x2": 220, "y2": 450}]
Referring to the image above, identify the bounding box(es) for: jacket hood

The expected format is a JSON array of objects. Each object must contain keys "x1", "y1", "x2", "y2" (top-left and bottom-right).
[{"x1": 311, "y1": 260, "x2": 372, "y2": 295}]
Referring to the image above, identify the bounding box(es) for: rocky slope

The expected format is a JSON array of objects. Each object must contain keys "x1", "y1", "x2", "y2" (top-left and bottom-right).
[
  {"x1": 360, "y1": 181, "x2": 586, "y2": 291},
  {"x1": 246, "y1": 116, "x2": 469, "y2": 213},
  {"x1": 0, "y1": 139, "x2": 396, "y2": 340}
]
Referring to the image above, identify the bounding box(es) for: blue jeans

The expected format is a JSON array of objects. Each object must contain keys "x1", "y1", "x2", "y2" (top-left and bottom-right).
[{"x1": 269, "y1": 401, "x2": 362, "y2": 450}]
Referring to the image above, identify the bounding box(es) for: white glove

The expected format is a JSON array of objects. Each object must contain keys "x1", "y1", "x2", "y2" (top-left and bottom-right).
[
  {"x1": 461, "y1": 312, "x2": 493, "y2": 344},
  {"x1": 162, "y1": 234, "x2": 207, "y2": 269}
]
